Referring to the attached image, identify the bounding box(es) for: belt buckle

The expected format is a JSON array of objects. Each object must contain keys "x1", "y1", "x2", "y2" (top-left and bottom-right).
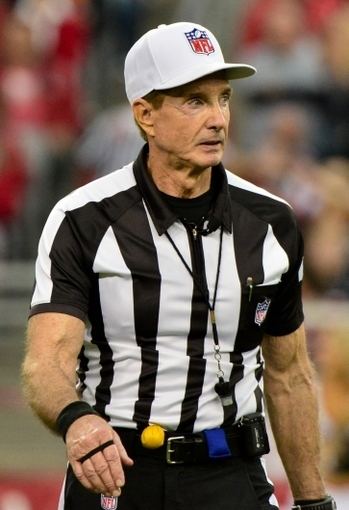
[{"x1": 166, "y1": 436, "x2": 185, "y2": 464}]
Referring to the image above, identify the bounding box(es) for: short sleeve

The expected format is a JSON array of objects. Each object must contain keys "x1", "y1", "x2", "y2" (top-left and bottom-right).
[
  {"x1": 29, "y1": 205, "x2": 92, "y2": 321},
  {"x1": 263, "y1": 226, "x2": 304, "y2": 336}
]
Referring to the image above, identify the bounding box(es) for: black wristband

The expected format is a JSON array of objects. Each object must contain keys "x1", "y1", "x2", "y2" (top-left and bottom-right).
[
  {"x1": 292, "y1": 495, "x2": 337, "y2": 509},
  {"x1": 56, "y1": 401, "x2": 99, "y2": 441},
  {"x1": 295, "y1": 499, "x2": 327, "y2": 506}
]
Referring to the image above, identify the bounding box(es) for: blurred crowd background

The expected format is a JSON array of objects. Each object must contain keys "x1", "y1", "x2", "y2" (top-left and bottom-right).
[
  {"x1": 1, "y1": 0, "x2": 349, "y2": 298},
  {"x1": 0, "y1": 0, "x2": 348, "y2": 509}
]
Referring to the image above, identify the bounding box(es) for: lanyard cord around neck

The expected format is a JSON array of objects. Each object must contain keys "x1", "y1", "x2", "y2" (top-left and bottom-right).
[{"x1": 165, "y1": 225, "x2": 226, "y2": 381}]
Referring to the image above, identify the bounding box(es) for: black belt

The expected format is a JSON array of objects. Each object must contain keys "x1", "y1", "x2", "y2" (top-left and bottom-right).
[{"x1": 114, "y1": 426, "x2": 244, "y2": 465}]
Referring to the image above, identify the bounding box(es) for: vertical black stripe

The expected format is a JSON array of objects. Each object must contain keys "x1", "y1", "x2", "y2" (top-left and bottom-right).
[
  {"x1": 112, "y1": 200, "x2": 161, "y2": 426},
  {"x1": 254, "y1": 348, "x2": 264, "y2": 412},
  {"x1": 224, "y1": 351, "x2": 244, "y2": 425},
  {"x1": 230, "y1": 200, "x2": 267, "y2": 287},
  {"x1": 89, "y1": 276, "x2": 115, "y2": 420},
  {"x1": 78, "y1": 345, "x2": 88, "y2": 395},
  {"x1": 178, "y1": 231, "x2": 208, "y2": 432},
  {"x1": 230, "y1": 200, "x2": 268, "y2": 352},
  {"x1": 178, "y1": 292, "x2": 208, "y2": 432}
]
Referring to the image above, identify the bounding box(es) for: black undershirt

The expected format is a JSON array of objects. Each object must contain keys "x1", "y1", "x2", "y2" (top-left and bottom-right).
[{"x1": 159, "y1": 187, "x2": 214, "y2": 226}]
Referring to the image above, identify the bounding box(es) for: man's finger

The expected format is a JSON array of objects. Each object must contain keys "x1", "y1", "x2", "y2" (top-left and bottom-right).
[
  {"x1": 96, "y1": 441, "x2": 127, "y2": 490},
  {"x1": 76, "y1": 456, "x2": 120, "y2": 495},
  {"x1": 72, "y1": 443, "x2": 124, "y2": 496},
  {"x1": 112, "y1": 431, "x2": 134, "y2": 466},
  {"x1": 72, "y1": 459, "x2": 98, "y2": 493},
  {"x1": 89, "y1": 452, "x2": 122, "y2": 495}
]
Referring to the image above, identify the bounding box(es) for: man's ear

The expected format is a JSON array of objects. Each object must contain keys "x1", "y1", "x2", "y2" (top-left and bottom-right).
[{"x1": 132, "y1": 99, "x2": 155, "y2": 138}]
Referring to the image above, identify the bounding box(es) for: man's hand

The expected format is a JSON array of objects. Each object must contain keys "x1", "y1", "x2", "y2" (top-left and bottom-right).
[{"x1": 66, "y1": 414, "x2": 134, "y2": 496}]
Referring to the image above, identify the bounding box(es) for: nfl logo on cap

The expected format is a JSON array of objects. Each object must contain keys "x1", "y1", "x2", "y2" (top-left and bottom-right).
[
  {"x1": 185, "y1": 28, "x2": 215, "y2": 55},
  {"x1": 101, "y1": 494, "x2": 118, "y2": 510}
]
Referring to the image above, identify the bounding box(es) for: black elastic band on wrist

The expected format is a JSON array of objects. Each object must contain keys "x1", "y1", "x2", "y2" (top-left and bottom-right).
[{"x1": 56, "y1": 401, "x2": 99, "y2": 441}]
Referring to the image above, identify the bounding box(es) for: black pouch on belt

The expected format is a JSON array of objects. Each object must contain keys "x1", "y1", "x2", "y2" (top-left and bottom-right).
[{"x1": 237, "y1": 412, "x2": 270, "y2": 457}]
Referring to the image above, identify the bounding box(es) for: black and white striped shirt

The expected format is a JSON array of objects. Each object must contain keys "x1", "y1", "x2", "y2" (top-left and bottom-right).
[{"x1": 30, "y1": 145, "x2": 304, "y2": 433}]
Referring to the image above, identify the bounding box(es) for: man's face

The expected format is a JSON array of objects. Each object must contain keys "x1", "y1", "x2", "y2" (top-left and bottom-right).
[{"x1": 148, "y1": 76, "x2": 231, "y2": 171}]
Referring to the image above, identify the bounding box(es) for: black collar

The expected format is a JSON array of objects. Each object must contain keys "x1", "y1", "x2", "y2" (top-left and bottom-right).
[{"x1": 132, "y1": 144, "x2": 233, "y2": 236}]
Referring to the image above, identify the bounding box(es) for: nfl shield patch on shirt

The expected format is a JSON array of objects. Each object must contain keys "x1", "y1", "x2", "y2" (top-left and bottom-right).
[
  {"x1": 254, "y1": 298, "x2": 271, "y2": 326},
  {"x1": 101, "y1": 494, "x2": 118, "y2": 510}
]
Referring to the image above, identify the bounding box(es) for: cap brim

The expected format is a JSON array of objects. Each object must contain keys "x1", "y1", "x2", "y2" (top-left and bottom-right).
[{"x1": 154, "y1": 62, "x2": 256, "y2": 92}]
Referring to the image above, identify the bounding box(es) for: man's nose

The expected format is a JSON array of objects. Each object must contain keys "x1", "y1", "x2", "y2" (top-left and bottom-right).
[{"x1": 206, "y1": 103, "x2": 228, "y2": 130}]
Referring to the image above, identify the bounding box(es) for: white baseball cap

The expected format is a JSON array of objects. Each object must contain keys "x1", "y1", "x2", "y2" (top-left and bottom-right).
[{"x1": 124, "y1": 22, "x2": 256, "y2": 103}]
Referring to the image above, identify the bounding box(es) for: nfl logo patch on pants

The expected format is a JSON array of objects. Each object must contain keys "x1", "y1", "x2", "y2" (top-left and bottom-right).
[{"x1": 101, "y1": 494, "x2": 118, "y2": 509}]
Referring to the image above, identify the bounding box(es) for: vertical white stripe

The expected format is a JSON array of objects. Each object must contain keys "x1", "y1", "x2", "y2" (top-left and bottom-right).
[
  {"x1": 298, "y1": 258, "x2": 304, "y2": 282},
  {"x1": 146, "y1": 219, "x2": 193, "y2": 428},
  {"x1": 91, "y1": 227, "x2": 142, "y2": 427},
  {"x1": 31, "y1": 207, "x2": 66, "y2": 306},
  {"x1": 194, "y1": 228, "x2": 242, "y2": 431},
  {"x1": 260, "y1": 457, "x2": 280, "y2": 508},
  {"x1": 203, "y1": 228, "x2": 241, "y2": 352},
  {"x1": 262, "y1": 225, "x2": 289, "y2": 285},
  {"x1": 234, "y1": 347, "x2": 264, "y2": 419}
]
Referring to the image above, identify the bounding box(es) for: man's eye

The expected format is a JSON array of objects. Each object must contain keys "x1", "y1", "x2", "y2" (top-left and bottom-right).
[
  {"x1": 188, "y1": 97, "x2": 204, "y2": 106},
  {"x1": 220, "y1": 95, "x2": 231, "y2": 106}
]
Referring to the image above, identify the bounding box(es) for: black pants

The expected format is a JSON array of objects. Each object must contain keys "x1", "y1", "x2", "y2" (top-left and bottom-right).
[{"x1": 59, "y1": 455, "x2": 279, "y2": 510}]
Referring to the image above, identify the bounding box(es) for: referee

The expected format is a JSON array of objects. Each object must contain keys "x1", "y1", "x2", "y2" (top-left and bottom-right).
[{"x1": 22, "y1": 22, "x2": 336, "y2": 510}]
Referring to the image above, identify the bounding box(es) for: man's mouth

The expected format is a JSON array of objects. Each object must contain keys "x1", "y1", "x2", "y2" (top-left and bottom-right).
[{"x1": 200, "y1": 140, "x2": 223, "y2": 146}]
